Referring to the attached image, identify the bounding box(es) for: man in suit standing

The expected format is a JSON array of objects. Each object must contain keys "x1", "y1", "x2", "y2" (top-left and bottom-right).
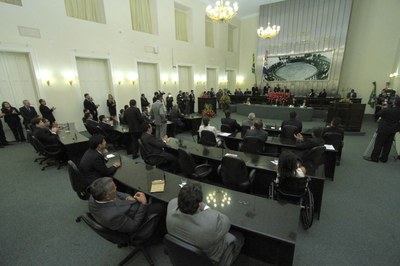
[
  {"x1": 89, "y1": 177, "x2": 166, "y2": 234},
  {"x1": 281, "y1": 111, "x2": 303, "y2": 132},
  {"x1": 370, "y1": 98, "x2": 400, "y2": 162},
  {"x1": 347, "y1": 89, "x2": 357, "y2": 99},
  {"x1": 140, "y1": 94, "x2": 150, "y2": 109},
  {"x1": 151, "y1": 94, "x2": 167, "y2": 139},
  {"x1": 141, "y1": 123, "x2": 178, "y2": 171},
  {"x1": 79, "y1": 134, "x2": 120, "y2": 188},
  {"x1": 166, "y1": 183, "x2": 244, "y2": 265},
  {"x1": 124, "y1": 99, "x2": 144, "y2": 159},
  {"x1": 221, "y1": 110, "x2": 241, "y2": 132},
  {"x1": 83, "y1": 93, "x2": 99, "y2": 121},
  {"x1": 39, "y1": 99, "x2": 56, "y2": 125},
  {"x1": 19, "y1": 100, "x2": 38, "y2": 129}
]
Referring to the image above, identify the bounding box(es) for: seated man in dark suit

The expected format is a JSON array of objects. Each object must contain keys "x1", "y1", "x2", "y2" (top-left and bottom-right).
[
  {"x1": 79, "y1": 134, "x2": 121, "y2": 188},
  {"x1": 244, "y1": 119, "x2": 268, "y2": 142},
  {"x1": 347, "y1": 89, "x2": 357, "y2": 99},
  {"x1": 294, "y1": 127, "x2": 325, "y2": 160},
  {"x1": 167, "y1": 183, "x2": 244, "y2": 265},
  {"x1": 32, "y1": 117, "x2": 63, "y2": 148},
  {"x1": 141, "y1": 123, "x2": 178, "y2": 171},
  {"x1": 84, "y1": 112, "x2": 99, "y2": 133},
  {"x1": 98, "y1": 115, "x2": 114, "y2": 132},
  {"x1": 323, "y1": 117, "x2": 344, "y2": 140},
  {"x1": 281, "y1": 111, "x2": 302, "y2": 132},
  {"x1": 221, "y1": 110, "x2": 241, "y2": 132},
  {"x1": 89, "y1": 177, "x2": 166, "y2": 234}
]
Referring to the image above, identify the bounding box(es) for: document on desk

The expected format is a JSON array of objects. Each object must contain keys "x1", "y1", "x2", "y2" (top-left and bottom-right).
[
  {"x1": 218, "y1": 132, "x2": 232, "y2": 137},
  {"x1": 106, "y1": 154, "x2": 115, "y2": 159},
  {"x1": 324, "y1": 144, "x2": 335, "y2": 151},
  {"x1": 150, "y1": 180, "x2": 165, "y2": 193}
]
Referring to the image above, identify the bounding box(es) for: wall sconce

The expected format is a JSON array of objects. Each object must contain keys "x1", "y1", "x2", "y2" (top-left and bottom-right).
[
  {"x1": 46, "y1": 80, "x2": 50, "y2": 86},
  {"x1": 69, "y1": 80, "x2": 73, "y2": 86},
  {"x1": 63, "y1": 71, "x2": 75, "y2": 86},
  {"x1": 131, "y1": 80, "x2": 136, "y2": 85},
  {"x1": 118, "y1": 80, "x2": 122, "y2": 85},
  {"x1": 236, "y1": 76, "x2": 244, "y2": 85},
  {"x1": 172, "y1": 74, "x2": 178, "y2": 84},
  {"x1": 389, "y1": 72, "x2": 399, "y2": 78}
]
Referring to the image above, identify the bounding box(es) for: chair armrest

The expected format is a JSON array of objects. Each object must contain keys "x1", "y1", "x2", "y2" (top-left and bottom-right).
[{"x1": 249, "y1": 169, "x2": 256, "y2": 184}]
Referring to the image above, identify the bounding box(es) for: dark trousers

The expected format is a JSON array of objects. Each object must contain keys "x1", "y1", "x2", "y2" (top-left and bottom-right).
[
  {"x1": 0, "y1": 121, "x2": 7, "y2": 144},
  {"x1": 371, "y1": 131, "x2": 395, "y2": 162},
  {"x1": 7, "y1": 121, "x2": 25, "y2": 141},
  {"x1": 130, "y1": 132, "x2": 141, "y2": 157}
]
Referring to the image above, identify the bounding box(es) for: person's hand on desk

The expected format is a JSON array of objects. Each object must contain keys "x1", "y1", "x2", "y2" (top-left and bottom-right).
[
  {"x1": 162, "y1": 135, "x2": 171, "y2": 143},
  {"x1": 112, "y1": 162, "x2": 121, "y2": 168},
  {"x1": 133, "y1": 192, "x2": 147, "y2": 204},
  {"x1": 51, "y1": 126, "x2": 59, "y2": 134}
]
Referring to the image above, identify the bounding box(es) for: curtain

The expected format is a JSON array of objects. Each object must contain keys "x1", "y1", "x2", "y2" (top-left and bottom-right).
[
  {"x1": 0, "y1": 0, "x2": 22, "y2": 6},
  {"x1": 175, "y1": 9, "x2": 188, "y2": 42},
  {"x1": 205, "y1": 19, "x2": 214, "y2": 48},
  {"x1": 130, "y1": 0, "x2": 152, "y2": 33},
  {"x1": 228, "y1": 26, "x2": 234, "y2": 52},
  {"x1": 64, "y1": 0, "x2": 106, "y2": 24}
]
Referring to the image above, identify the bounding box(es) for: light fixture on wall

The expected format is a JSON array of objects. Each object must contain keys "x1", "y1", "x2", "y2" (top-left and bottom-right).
[
  {"x1": 69, "y1": 80, "x2": 73, "y2": 86},
  {"x1": 118, "y1": 80, "x2": 122, "y2": 85},
  {"x1": 389, "y1": 72, "x2": 399, "y2": 78},
  {"x1": 46, "y1": 80, "x2": 50, "y2": 86},
  {"x1": 206, "y1": 0, "x2": 238, "y2": 23},
  {"x1": 257, "y1": 22, "x2": 281, "y2": 39}
]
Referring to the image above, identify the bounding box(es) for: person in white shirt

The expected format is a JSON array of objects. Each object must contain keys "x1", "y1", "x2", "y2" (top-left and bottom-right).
[{"x1": 198, "y1": 116, "x2": 221, "y2": 145}]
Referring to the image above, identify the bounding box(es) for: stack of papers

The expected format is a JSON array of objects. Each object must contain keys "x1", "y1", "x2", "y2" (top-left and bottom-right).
[
  {"x1": 150, "y1": 180, "x2": 165, "y2": 192},
  {"x1": 324, "y1": 144, "x2": 335, "y2": 150},
  {"x1": 218, "y1": 132, "x2": 232, "y2": 137}
]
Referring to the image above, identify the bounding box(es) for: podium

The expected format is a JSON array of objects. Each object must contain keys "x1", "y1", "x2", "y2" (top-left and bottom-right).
[
  {"x1": 327, "y1": 103, "x2": 366, "y2": 131},
  {"x1": 198, "y1": 97, "x2": 217, "y2": 115}
]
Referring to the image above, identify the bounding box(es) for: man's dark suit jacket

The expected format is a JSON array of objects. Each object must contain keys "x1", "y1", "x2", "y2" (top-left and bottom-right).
[
  {"x1": 33, "y1": 127, "x2": 61, "y2": 147},
  {"x1": 244, "y1": 129, "x2": 268, "y2": 142},
  {"x1": 19, "y1": 106, "x2": 38, "y2": 127},
  {"x1": 39, "y1": 105, "x2": 55, "y2": 123},
  {"x1": 376, "y1": 106, "x2": 400, "y2": 134},
  {"x1": 141, "y1": 132, "x2": 165, "y2": 155},
  {"x1": 124, "y1": 106, "x2": 144, "y2": 133},
  {"x1": 347, "y1": 92, "x2": 357, "y2": 98},
  {"x1": 281, "y1": 118, "x2": 303, "y2": 132},
  {"x1": 99, "y1": 121, "x2": 114, "y2": 133},
  {"x1": 221, "y1": 118, "x2": 241, "y2": 132},
  {"x1": 79, "y1": 149, "x2": 118, "y2": 187},
  {"x1": 296, "y1": 137, "x2": 325, "y2": 150},
  {"x1": 84, "y1": 99, "x2": 98, "y2": 117},
  {"x1": 323, "y1": 126, "x2": 344, "y2": 140},
  {"x1": 89, "y1": 192, "x2": 148, "y2": 234}
]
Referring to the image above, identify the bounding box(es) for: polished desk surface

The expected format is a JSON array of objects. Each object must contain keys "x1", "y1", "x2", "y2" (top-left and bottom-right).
[
  {"x1": 263, "y1": 125, "x2": 312, "y2": 137},
  {"x1": 114, "y1": 160, "x2": 299, "y2": 244},
  {"x1": 113, "y1": 121, "x2": 174, "y2": 133},
  {"x1": 58, "y1": 123, "x2": 89, "y2": 145}
]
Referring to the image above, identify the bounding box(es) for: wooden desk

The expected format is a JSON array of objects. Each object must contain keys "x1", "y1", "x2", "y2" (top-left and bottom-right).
[
  {"x1": 237, "y1": 104, "x2": 314, "y2": 121},
  {"x1": 165, "y1": 139, "x2": 325, "y2": 220},
  {"x1": 114, "y1": 160, "x2": 300, "y2": 265}
]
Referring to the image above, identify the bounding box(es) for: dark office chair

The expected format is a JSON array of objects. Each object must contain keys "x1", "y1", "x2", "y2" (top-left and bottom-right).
[
  {"x1": 31, "y1": 136, "x2": 65, "y2": 171},
  {"x1": 97, "y1": 126, "x2": 123, "y2": 150},
  {"x1": 164, "y1": 234, "x2": 234, "y2": 266},
  {"x1": 269, "y1": 176, "x2": 314, "y2": 229},
  {"x1": 178, "y1": 149, "x2": 213, "y2": 181},
  {"x1": 84, "y1": 123, "x2": 101, "y2": 136},
  {"x1": 200, "y1": 130, "x2": 217, "y2": 147},
  {"x1": 26, "y1": 129, "x2": 48, "y2": 164},
  {"x1": 302, "y1": 146, "x2": 326, "y2": 176},
  {"x1": 77, "y1": 213, "x2": 160, "y2": 266},
  {"x1": 240, "y1": 125, "x2": 251, "y2": 138},
  {"x1": 280, "y1": 125, "x2": 300, "y2": 139},
  {"x1": 67, "y1": 160, "x2": 90, "y2": 200},
  {"x1": 240, "y1": 136, "x2": 265, "y2": 154},
  {"x1": 220, "y1": 124, "x2": 234, "y2": 133},
  {"x1": 323, "y1": 132, "x2": 343, "y2": 165},
  {"x1": 138, "y1": 139, "x2": 169, "y2": 169},
  {"x1": 217, "y1": 154, "x2": 256, "y2": 193}
]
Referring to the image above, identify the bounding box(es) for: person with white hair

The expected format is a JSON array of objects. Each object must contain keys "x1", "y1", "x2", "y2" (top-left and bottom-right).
[{"x1": 242, "y1": 112, "x2": 256, "y2": 127}]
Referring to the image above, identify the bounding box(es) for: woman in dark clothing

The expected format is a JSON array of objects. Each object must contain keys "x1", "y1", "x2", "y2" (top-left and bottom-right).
[
  {"x1": 107, "y1": 94, "x2": 117, "y2": 119},
  {"x1": 1, "y1": 101, "x2": 26, "y2": 142},
  {"x1": 39, "y1": 99, "x2": 56, "y2": 125}
]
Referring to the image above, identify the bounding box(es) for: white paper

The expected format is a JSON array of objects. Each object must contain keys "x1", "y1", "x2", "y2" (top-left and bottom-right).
[
  {"x1": 271, "y1": 159, "x2": 278, "y2": 165},
  {"x1": 106, "y1": 154, "x2": 116, "y2": 159},
  {"x1": 324, "y1": 144, "x2": 335, "y2": 150},
  {"x1": 218, "y1": 132, "x2": 232, "y2": 137}
]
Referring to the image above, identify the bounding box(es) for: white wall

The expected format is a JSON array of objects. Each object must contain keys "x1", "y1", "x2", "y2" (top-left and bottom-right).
[{"x1": 0, "y1": 0, "x2": 240, "y2": 130}]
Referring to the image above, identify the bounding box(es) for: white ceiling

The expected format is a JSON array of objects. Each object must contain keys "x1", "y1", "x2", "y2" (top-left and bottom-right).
[{"x1": 200, "y1": 0, "x2": 284, "y2": 19}]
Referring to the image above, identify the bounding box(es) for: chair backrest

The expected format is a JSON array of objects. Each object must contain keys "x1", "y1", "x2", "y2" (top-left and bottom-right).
[
  {"x1": 277, "y1": 176, "x2": 309, "y2": 197},
  {"x1": 138, "y1": 139, "x2": 150, "y2": 163},
  {"x1": 280, "y1": 125, "x2": 300, "y2": 139},
  {"x1": 31, "y1": 135, "x2": 62, "y2": 156},
  {"x1": 164, "y1": 234, "x2": 214, "y2": 266},
  {"x1": 323, "y1": 132, "x2": 343, "y2": 150},
  {"x1": 84, "y1": 123, "x2": 101, "y2": 136},
  {"x1": 219, "y1": 155, "x2": 249, "y2": 186},
  {"x1": 178, "y1": 148, "x2": 196, "y2": 177},
  {"x1": 302, "y1": 146, "x2": 326, "y2": 167},
  {"x1": 67, "y1": 160, "x2": 88, "y2": 195},
  {"x1": 241, "y1": 125, "x2": 251, "y2": 138},
  {"x1": 241, "y1": 136, "x2": 264, "y2": 154},
  {"x1": 220, "y1": 124, "x2": 233, "y2": 133},
  {"x1": 27, "y1": 129, "x2": 40, "y2": 153},
  {"x1": 200, "y1": 130, "x2": 217, "y2": 147},
  {"x1": 80, "y1": 213, "x2": 160, "y2": 245}
]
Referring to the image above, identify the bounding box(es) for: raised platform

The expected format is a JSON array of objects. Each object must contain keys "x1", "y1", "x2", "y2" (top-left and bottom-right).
[{"x1": 237, "y1": 104, "x2": 314, "y2": 121}]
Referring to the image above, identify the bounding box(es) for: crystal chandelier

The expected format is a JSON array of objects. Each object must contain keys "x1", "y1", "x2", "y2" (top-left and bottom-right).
[
  {"x1": 206, "y1": 0, "x2": 238, "y2": 23},
  {"x1": 257, "y1": 22, "x2": 281, "y2": 39}
]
